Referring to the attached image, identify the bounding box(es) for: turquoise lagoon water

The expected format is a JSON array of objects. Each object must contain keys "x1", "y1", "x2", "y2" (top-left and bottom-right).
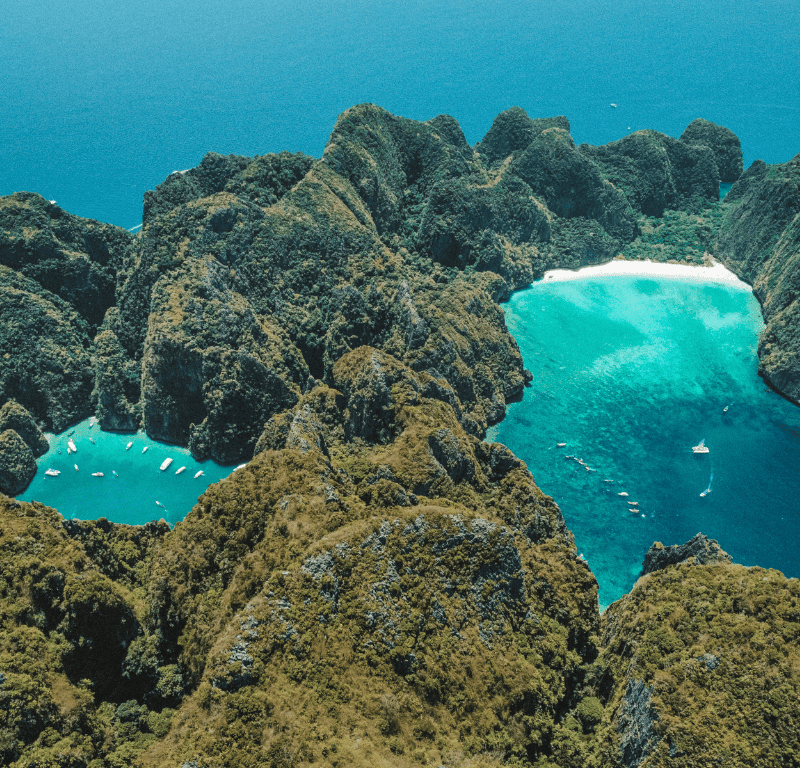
[
  {"x1": 18, "y1": 420, "x2": 238, "y2": 527},
  {"x1": 487, "y1": 274, "x2": 800, "y2": 609}
]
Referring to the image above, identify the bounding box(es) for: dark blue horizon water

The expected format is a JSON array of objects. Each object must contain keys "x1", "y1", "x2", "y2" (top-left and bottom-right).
[
  {"x1": 2, "y1": 0, "x2": 799, "y2": 229},
  {"x1": 18, "y1": 418, "x2": 239, "y2": 527},
  {"x1": 487, "y1": 273, "x2": 800, "y2": 610}
]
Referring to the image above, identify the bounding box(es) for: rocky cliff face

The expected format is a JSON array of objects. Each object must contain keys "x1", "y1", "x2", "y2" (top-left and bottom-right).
[{"x1": 715, "y1": 153, "x2": 800, "y2": 401}]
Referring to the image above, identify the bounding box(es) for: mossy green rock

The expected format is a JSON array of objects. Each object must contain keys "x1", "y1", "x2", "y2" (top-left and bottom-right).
[
  {"x1": 716, "y1": 152, "x2": 800, "y2": 402},
  {"x1": 580, "y1": 129, "x2": 721, "y2": 217},
  {"x1": 0, "y1": 400, "x2": 48, "y2": 456},
  {"x1": 0, "y1": 192, "x2": 131, "y2": 331},
  {"x1": 590, "y1": 550, "x2": 800, "y2": 768},
  {"x1": 680, "y1": 118, "x2": 743, "y2": 183},
  {"x1": 0, "y1": 428, "x2": 36, "y2": 495},
  {"x1": 476, "y1": 106, "x2": 571, "y2": 166},
  {"x1": 0, "y1": 265, "x2": 94, "y2": 431}
]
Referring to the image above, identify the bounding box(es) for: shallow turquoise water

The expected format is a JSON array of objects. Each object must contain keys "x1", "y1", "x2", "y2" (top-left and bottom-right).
[
  {"x1": 18, "y1": 420, "x2": 238, "y2": 526},
  {"x1": 487, "y1": 275, "x2": 800, "y2": 609}
]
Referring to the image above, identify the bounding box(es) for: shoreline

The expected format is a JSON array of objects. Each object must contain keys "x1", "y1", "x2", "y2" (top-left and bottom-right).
[{"x1": 539, "y1": 257, "x2": 752, "y2": 290}]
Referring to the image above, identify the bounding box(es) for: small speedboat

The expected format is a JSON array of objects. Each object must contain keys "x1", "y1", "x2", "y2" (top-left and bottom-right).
[
  {"x1": 92, "y1": 472, "x2": 104, "y2": 477},
  {"x1": 68, "y1": 439, "x2": 77, "y2": 452},
  {"x1": 126, "y1": 441, "x2": 133, "y2": 450},
  {"x1": 692, "y1": 439, "x2": 709, "y2": 454},
  {"x1": 618, "y1": 492, "x2": 629, "y2": 497},
  {"x1": 142, "y1": 446, "x2": 148, "y2": 453},
  {"x1": 160, "y1": 458, "x2": 173, "y2": 471},
  {"x1": 628, "y1": 501, "x2": 638, "y2": 506},
  {"x1": 74, "y1": 464, "x2": 79, "y2": 471},
  {"x1": 175, "y1": 466, "x2": 186, "y2": 475},
  {"x1": 155, "y1": 501, "x2": 163, "y2": 507},
  {"x1": 194, "y1": 470, "x2": 204, "y2": 479},
  {"x1": 557, "y1": 442, "x2": 566, "y2": 447},
  {"x1": 44, "y1": 468, "x2": 60, "y2": 477}
]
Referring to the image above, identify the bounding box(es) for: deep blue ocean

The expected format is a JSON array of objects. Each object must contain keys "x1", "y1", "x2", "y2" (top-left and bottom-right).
[
  {"x1": 487, "y1": 274, "x2": 800, "y2": 608},
  {"x1": 2, "y1": 0, "x2": 798, "y2": 229}
]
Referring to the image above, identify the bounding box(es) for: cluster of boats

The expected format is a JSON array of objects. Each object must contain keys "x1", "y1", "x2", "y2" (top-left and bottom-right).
[
  {"x1": 559, "y1": 442, "x2": 644, "y2": 516},
  {"x1": 44, "y1": 435, "x2": 208, "y2": 480}
]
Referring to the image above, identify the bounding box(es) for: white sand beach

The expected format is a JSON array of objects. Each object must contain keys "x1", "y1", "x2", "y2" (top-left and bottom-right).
[{"x1": 540, "y1": 258, "x2": 752, "y2": 290}]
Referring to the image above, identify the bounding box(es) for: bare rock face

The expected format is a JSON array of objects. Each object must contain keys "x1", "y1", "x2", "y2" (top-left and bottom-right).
[
  {"x1": 0, "y1": 400, "x2": 48, "y2": 456},
  {"x1": 640, "y1": 533, "x2": 733, "y2": 576},
  {"x1": 0, "y1": 429, "x2": 36, "y2": 495},
  {"x1": 617, "y1": 679, "x2": 659, "y2": 768},
  {"x1": 680, "y1": 117, "x2": 743, "y2": 182}
]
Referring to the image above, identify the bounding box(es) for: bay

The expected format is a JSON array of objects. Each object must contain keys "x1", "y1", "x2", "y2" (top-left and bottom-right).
[
  {"x1": 487, "y1": 269, "x2": 800, "y2": 609},
  {"x1": 18, "y1": 418, "x2": 239, "y2": 527}
]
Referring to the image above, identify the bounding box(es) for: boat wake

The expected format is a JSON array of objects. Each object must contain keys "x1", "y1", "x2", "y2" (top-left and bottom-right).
[{"x1": 700, "y1": 470, "x2": 714, "y2": 497}]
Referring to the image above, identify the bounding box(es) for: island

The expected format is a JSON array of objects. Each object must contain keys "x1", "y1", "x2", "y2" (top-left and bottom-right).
[{"x1": 0, "y1": 104, "x2": 798, "y2": 768}]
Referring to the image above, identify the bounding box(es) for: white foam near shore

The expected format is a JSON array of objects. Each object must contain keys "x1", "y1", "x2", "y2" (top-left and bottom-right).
[{"x1": 540, "y1": 258, "x2": 752, "y2": 290}]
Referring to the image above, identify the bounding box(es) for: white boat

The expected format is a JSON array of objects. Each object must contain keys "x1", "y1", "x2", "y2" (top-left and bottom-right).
[
  {"x1": 142, "y1": 446, "x2": 148, "y2": 453},
  {"x1": 126, "y1": 441, "x2": 133, "y2": 450},
  {"x1": 44, "y1": 468, "x2": 60, "y2": 476},
  {"x1": 68, "y1": 439, "x2": 77, "y2": 452},
  {"x1": 692, "y1": 439, "x2": 709, "y2": 454},
  {"x1": 628, "y1": 501, "x2": 639, "y2": 506},
  {"x1": 67, "y1": 445, "x2": 72, "y2": 454},
  {"x1": 557, "y1": 442, "x2": 566, "y2": 447},
  {"x1": 160, "y1": 458, "x2": 173, "y2": 471},
  {"x1": 156, "y1": 500, "x2": 163, "y2": 507},
  {"x1": 92, "y1": 472, "x2": 104, "y2": 477},
  {"x1": 193, "y1": 470, "x2": 204, "y2": 479},
  {"x1": 235, "y1": 463, "x2": 247, "y2": 470},
  {"x1": 618, "y1": 492, "x2": 629, "y2": 497},
  {"x1": 74, "y1": 464, "x2": 79, "y2": 471},
  {"x1": 175, "y1": 466, "x2": 186, "y2": 475}
]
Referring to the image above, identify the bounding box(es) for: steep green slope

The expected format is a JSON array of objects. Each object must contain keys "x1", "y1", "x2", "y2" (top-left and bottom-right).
[{"x1": 716, "y1": 153, "x2": 800, "y2": 401}]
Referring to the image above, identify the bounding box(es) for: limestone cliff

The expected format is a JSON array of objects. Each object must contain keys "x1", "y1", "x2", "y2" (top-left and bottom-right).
[{"x1": 716, "y1": 152, "x2": 800, "y2": 402}]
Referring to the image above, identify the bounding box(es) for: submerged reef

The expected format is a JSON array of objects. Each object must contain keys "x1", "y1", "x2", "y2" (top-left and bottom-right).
[{"x1": 1, "y1": 104, "x2": 799, "y2": 767}]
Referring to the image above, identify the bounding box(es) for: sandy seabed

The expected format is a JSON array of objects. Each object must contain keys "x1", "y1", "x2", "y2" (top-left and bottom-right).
[{"x1": 540, "y1": 258, "x2": 752, "y2": 290}]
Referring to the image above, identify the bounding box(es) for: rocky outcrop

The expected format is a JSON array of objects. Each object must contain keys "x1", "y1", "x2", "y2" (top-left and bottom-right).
[
  {"x1": 0, "y1": 429, "x2": 36, "y2": 495},
  {"x1": 142, "y1": 150, "x2": 314, "y2": 224},
  {"x1": 0, "y1": 400, "x2": 48, "y2": 456},
  {"x1": 716, "y1": 152, "x2": 800, "y2": 401},
  {"x1": 593, "y1": 539, "x2": 800, "y2": 768},
  {"x1": 0, "y1": 266, "x2": 94, "y2": 431},
  {"x1": 581, "y1": 129, "x2": 721, "y2": 217},
  {"x1": 616, "y1": 679, "x2": 659, "y2": 768},
  {"x1": 0, "y1": 192, "x2": 131, "y2": 331},
  {"x1": 476, "y1": 106, "x2": 571, "y2": 166},
  {"x1": 513, "y1": 127, "x2": 638, "y2": 243},
  {"x1": 640, "y1": 532, "x2": 733, "y2": 575},
  {"x1": 680, "y1": 117, "x2": 743, "y2": 182}
]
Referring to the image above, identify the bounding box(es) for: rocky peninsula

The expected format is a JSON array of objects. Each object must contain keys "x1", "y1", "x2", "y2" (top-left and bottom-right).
[{"x1": 0, "y1": 105, "x2": 798, "y2": 768}]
